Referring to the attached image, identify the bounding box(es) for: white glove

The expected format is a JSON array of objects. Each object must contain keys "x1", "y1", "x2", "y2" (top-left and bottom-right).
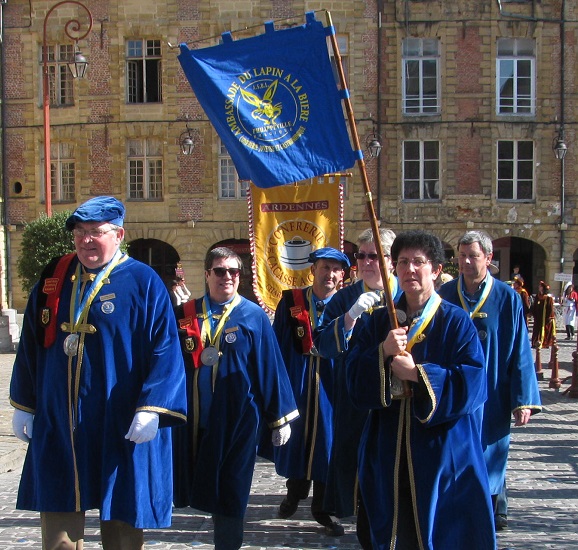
[
  {"x1": 13, "y1": 409, "x2": 34, "y2": 442},
  {"x1": 125, "y1": 411, "x2": 159, "y2": 444},
  {"x1": 348, "y1": 291, "x2": 381, "y2": 320},
  {"x1": 272, "y1": 424, "x2": 291, "y2": 446}
]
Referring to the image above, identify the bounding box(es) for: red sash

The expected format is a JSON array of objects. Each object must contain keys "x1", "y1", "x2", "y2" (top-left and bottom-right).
[
  {"x1": 178, "y1": 300, "x2": 203, "y2": 367},
  {"x1": 39, "y1": 253, "x2": 76, "y2": 348},
  {"x1": 288, "y1": 288, "x2": 314, "y2": 355}
]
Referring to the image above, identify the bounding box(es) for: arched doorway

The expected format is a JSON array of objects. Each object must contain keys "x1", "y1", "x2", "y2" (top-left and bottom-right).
[
  {"x1": 492, "y1": 236, "x2": 544, "y2": 293},
  {"x1": 128, "y1": 238, "x2": 180, "y2": 285}
]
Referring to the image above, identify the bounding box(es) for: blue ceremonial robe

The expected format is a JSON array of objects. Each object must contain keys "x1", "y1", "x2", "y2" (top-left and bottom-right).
[
  {"x1": 313, "y1": 279, "x2": 401, "y2": 518},
  {"x1": 272, "y1": 287, "x2": 334, "y2": 482},
  {"x1": 172, "y1": 295, "x2": 298, "y2": 518},
  {"x1": 347, "y1": 296, "x2": 495, "y2": 550},
  {"x1": 10, "y1": 255, "x2": 187, "y2": 529},
  {"x1": 439, "y1": 274, "x2": 542, "y2": 494}
]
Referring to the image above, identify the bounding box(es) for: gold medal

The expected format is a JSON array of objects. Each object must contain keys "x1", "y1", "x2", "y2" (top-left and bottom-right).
[
  {"x1": 200, "y1": 345, "x2": 220, "y2": 366},
  {"x1": 63, "y1": 333, "x2": 80, "y2": 357}
]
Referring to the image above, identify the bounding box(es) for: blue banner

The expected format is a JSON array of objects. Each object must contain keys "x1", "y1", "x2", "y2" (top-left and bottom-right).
[{"x1": 178, "y1": 12, "x2": 356, "y2": 188}]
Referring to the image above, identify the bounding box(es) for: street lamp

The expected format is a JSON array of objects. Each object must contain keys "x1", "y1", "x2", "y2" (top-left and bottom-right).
[
  {"x1": 554, "y1": 137, "x2": 568, "y2": 160},
  {"x1": 179, "y1": 123, "x2": 195, "y2": 155},
  {"x1": 43, "y1": 1, "x2": 92, "y2": 216},
  {"x1": 365, "y1": 132, "x2": 382, "y2": 159}
]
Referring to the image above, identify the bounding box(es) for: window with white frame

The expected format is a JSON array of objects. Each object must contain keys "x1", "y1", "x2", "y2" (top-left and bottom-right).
[
  {"x1": 402, "y1": 140, "x2": 440, "y2": 200},
  {"x1": 327, "y1": 34, "x2": 349, "y2": 88},
  {"x1": 496, "y1": 38, "x2": 535, "y2": 115},
  {"x1": 44, "y1": 142, "x2": 76, "y2": 203},
  {"x1": 219, "y1": 141, "x2": 248, "y2": 199},
  {"x1": 497, "y1": 140, "x2": 534, "y2": 200},
  {"x1": 126, "y1": 39, "x2": 162, "y2": 103},
  {"x1": 42, "y1": 44, "x2": 74, "y2": 107},
  {"x1": 127, "y1": 139, "x2": 163, "y2": 200},
  {"x1": 402, "y1": 38, "x2": 440, "y2": 115}
]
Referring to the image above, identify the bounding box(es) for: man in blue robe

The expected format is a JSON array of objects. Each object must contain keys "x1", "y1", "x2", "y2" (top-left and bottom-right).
[
  {"x1": 272, "y1": 247, "x2": 350, "y2": 537},
  {"x1": 347, "y1": 230, "x2": 495, "y2": 549},
  {"x1": 438, "y1": 230, "x2": 541, "y2": 531},
  {"x1": 10, "y1": 196, "x2": 187, "y2": 549},
  {"x1": 313, "y1": 228, "x2": 400, "y2": 548},
  {"x1": 172, "y1": 246, "x2": 298, "y2": 550}
]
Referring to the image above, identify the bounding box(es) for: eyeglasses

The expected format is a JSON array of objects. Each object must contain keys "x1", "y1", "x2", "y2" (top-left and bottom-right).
[
  {"x1": 72, "y1": 227, "x2": 116, "y2": 239},
  {"x1": 394, "y1": 258, "x2": 432, "y2": 270},
  {"x1": 209, "y1": 267, "x2": 241, "y2": 278}
]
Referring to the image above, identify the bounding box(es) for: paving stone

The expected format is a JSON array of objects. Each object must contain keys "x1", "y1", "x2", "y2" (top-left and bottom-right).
[{"x1": 1, "y1": 334, "x2": 577, "y2": 549}]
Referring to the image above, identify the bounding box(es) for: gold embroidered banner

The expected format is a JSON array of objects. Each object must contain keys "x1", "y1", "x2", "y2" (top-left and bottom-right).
[{"x1": 248, "y1": 177, "x2": 344, "y2": 313}]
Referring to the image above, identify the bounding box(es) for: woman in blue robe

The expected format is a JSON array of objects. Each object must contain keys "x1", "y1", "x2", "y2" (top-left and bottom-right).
[
  {"x1": 347, "y1": 230, "x2": 495, "y2": 550},
  {"x1": 313, "y1": 228, "x2": 400, "y2": 548},
  {"x1": 172, "y1": 247, "x2": 298, "y2": 550}
]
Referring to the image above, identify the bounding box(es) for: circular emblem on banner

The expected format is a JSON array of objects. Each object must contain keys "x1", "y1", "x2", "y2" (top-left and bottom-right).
[
  {"x1": 227, "y1": 69, "x2": 309, "y2": 152},
  {"x1": 265, "y1": 219, "x2": 326, "y2": 289}
]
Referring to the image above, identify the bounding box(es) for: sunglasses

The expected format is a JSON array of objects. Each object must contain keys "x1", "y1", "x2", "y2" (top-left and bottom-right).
[
  {"x1": 354, "y1": 252, "x2": 390, "y2": 261},
  {"x1": 209, "y1": 267, "x2": 241, "y2": 278}
]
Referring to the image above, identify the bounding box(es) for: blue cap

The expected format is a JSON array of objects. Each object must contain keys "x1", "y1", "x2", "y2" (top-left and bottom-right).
[
  {"x1": 308, "y1": 247, "x2": 350, "y2": 268},
  {"x1": 66, "y1": 196, "x2": 125, "y2": 230}
]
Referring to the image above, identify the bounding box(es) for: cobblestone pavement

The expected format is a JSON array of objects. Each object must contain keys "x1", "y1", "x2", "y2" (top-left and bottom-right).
[{"x1": 1, "y1": 334, "x2": 577, "y2": 549}]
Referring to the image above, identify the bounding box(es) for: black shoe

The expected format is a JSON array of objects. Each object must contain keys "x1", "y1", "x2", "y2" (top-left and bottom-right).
[
  {"x1": 313, "y1": 513, "x2": 345, "y2": 537},
  {"x1": 324, "y1": 520, "x2": 345, "y2": 537},
  {"x1": 495, "y1": 514, "x2": 508, "y2": 531},
  {"x1": 278, "y1": 497, "x2": 299, "y2": 519}
]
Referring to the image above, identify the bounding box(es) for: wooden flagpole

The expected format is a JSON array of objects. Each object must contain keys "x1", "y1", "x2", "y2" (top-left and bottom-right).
[{"x1": 325, "y1": 10, "x2": 411, "y2": 397}]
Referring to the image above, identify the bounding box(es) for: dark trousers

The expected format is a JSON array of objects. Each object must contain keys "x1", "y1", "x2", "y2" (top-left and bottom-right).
[
  {"x1": 492, "y1": 480, "x2": 509, "y2": 517},
  {"x1": 356, "y1": 496, "x2": 373, "y2": 550},
  {"x1": 286, "y1": 478, "x2": 333, "y2": 526},
  {"x1": 213, "y1": 514, "x2": 244, "y2": 550}
]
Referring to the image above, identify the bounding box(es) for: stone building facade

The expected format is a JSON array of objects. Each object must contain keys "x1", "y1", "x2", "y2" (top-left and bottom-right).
[{"x1": 0, "y1": 0, "x2": 575, "y2": 310}]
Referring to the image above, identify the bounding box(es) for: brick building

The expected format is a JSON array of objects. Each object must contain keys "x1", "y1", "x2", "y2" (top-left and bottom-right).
[{"x1": 0, "y1": 0, "x2": 575, "y2": 310}]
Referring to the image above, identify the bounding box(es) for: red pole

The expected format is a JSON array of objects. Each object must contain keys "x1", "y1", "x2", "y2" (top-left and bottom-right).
[
  {"x1": 548, "y1": 339, "x2": 561, "y2": 389},
  {"x1": 535, "y1": 347, "x2": 544, "y2": 381},
  {"x1": 566, "y1": 345, "x2": 578, "y2": 398},
  {"x1": 42, "y1": 1, "x2": 93, "y2": 216}
]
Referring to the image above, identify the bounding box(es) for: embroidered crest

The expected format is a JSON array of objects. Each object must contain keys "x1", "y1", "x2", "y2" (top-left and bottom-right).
[
  {"x1": 43, "y1": 277, "x2": 59, "y2": 294},
  {"x1": 225, "y1": 332, "x2": 237, "y2": 344},
  {"x1": 41, "y1": 308, "x2": 51, "y2": 326},
  {"x1": 290, "y1": 305, "x2": 303, "y2": 318},
  {"x1": 179, "y1": 315, "x2": 194, "y2": 329},
  {"x1": 297, "y1": 326, "x2": 305, "y2": 338},
  {"x1": 185, "y1": 337, "x2": 196, "y2": 352}
]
